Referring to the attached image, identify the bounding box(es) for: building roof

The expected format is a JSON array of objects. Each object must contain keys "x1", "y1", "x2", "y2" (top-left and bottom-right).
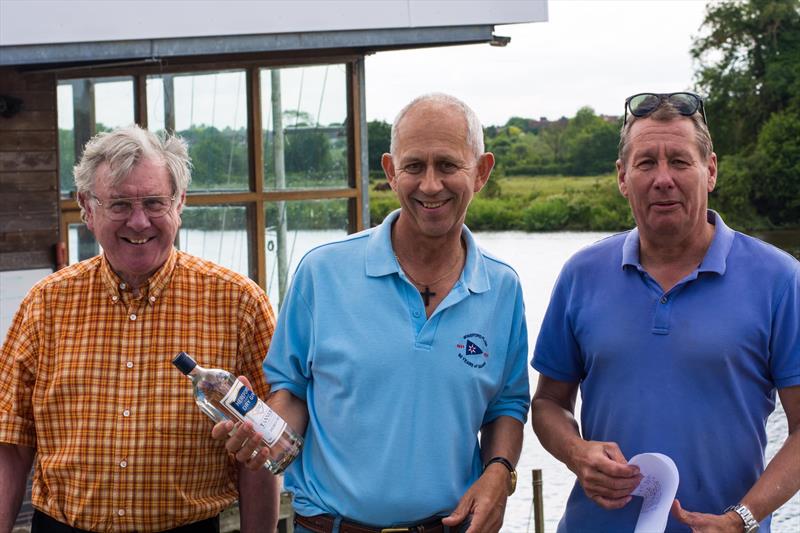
[{"x1": 0, "y1": 0, "x2": 547, "y2": 67}]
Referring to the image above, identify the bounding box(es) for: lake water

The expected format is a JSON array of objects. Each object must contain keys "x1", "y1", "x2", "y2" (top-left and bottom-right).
[{"x1": 16, "y1": 228, "x2": 800, "y2": 532}]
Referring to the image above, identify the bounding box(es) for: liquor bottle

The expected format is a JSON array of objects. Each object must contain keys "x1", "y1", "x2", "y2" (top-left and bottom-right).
[{"x1": 172, "y1": 351, "x2": 303, "y2": 474}]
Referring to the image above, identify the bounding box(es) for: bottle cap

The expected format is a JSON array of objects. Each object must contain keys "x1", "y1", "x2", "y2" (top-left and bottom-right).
[{"x1": 172, "y1": 352, "x2": 197, "y2": 374}]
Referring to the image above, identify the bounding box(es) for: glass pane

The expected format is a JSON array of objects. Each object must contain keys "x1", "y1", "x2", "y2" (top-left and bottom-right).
[
  {"x1": 57, "y1": 77, "x2": 134, "y2": 197},
  {"x1": 147, "y1": 71, "x2": 249, "y2": 192},
  {"x1": 179, "y1": 205, "x2": 249, "y2": 278},
  {"x1": 265, "y1": 198, "x2": 349, "y2": 310},
  {"x1": 68, "y1": 223, "x2": 100, "y2": 264},
  {"x1": 261, "y1": 64, "x2": 349, "y2": 190}
]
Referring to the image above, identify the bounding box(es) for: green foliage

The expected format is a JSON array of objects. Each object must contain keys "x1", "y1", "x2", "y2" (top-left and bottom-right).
[
  {"x1": 484, "y1": 108, "x2": 618, "y2": 177},
  {"x1": 370, "y1": 175, "x2": 633, "y2": 232},
  {"x1": 692, "y1": 0, "x2": 800, "y2": 157},
  {"x1": 367, "y1": 120, "x2": 391, "y2": 179},
  {"x1": 693, "y1": 0, "x2": 800, "y2": 228}
]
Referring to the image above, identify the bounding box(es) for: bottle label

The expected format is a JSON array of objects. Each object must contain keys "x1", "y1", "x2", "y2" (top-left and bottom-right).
[{"x1": 221, "y1": 380, "x2": 287, "y2": 447}]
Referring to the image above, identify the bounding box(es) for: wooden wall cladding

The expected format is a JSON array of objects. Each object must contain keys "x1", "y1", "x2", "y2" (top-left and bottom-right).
[{"x1": 0, "y1": 70, "x2": 59, "y2": 271}]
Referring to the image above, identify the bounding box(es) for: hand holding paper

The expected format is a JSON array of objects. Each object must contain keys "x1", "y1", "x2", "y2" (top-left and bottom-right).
[{"x1": 628, "y1": 453, "x2": 680, "y2": 533}]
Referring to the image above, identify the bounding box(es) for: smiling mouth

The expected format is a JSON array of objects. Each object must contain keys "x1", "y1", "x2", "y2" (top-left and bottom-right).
[
  {"x1": 418, "y1": 199, "x2": 449, "y2": 209},
  {"x1": 124, "y1": 237, "x2": 152, "y2": 245}
]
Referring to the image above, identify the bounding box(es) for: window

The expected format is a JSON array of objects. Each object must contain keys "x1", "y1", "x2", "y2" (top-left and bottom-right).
[{"x1": 57, "y1": 59, "x2": 364, "y2": 292}]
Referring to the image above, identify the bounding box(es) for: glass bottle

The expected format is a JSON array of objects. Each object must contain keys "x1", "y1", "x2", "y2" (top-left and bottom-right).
[{"x1": 172, "y1": 351, "x2": 303, "y2": 474}]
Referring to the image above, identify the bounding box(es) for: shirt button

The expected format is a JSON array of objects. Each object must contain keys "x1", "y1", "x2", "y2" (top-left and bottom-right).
[
  {"x1": 118, "y1": 509, "x2": 126, "y2": 517},
  {"x1": 120, "y1": 460, "x2": 127, "y2": 468},
  {"x1": 129, "y1": 314, "x2": 137, "y2": 321},
  {"x1": 123, "y1": 409, "x2": 130, "y2": 417},
  {"x1": 149, "y1": 296, "x2": 156, "y2": 302},
  {"x1": 413, "y1": 310, "x2": 421, "y2": 318},
  {"x1": 126, "y1": 361, "x2": 133, "y2": 368},
  {"x1": 111, "y1": 296, "x2": 118, "y2": 302},
  {"x1": 660, "y1": 296, "x2": 668, "y2": 304},
  {"x1": 119, "y1": 283, "x2": 127, "y2": 289}
]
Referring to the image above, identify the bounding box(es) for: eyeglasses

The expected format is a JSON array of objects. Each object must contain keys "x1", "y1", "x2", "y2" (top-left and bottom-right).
[
  {"x1": 92, "y1": 195, "x2": 176, "y2": 220},
  {"x1": 624, "y1": 92, "x2": 707, "y2": 125}
]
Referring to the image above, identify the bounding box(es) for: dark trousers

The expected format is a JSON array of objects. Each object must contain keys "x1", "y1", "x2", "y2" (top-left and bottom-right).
[{"x1": 31, "y1": 510, "x2": 220, "y2": 533}]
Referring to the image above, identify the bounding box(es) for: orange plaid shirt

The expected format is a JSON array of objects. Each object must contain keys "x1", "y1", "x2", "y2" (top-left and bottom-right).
[{"x1": 0, "y1": 249, "x2": 275, "y2": 532}]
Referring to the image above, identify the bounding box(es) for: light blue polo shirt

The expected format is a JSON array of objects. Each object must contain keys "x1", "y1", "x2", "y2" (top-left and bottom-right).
[
  {"x1": 265, "y1": 209, "x2": 530, "y2": 525},
  {"x1": 533, "y1": 211, "x2": 800, "y2": 533}
]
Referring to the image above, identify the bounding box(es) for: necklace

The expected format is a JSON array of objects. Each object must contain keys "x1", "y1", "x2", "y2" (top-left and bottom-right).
[{"x1": 395, "y1": 251, "x2": 464, "y2": 307}]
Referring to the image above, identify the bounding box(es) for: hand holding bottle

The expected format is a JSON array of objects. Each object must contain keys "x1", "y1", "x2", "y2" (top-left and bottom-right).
[
  {"x1": 172, "y1": 352, "x2": 303, "y2": 474},
  {"x1": 211, "y1": 378, "x2": 310, "y2": 472}
]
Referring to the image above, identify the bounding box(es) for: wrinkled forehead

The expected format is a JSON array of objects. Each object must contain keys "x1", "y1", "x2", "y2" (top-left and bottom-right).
[{"x1": 627, "y1": 117, "x2": 701, "y2": 155}]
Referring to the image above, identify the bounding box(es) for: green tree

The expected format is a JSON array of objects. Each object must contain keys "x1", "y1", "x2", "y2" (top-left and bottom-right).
[
  {"x1": 692, "y1": 0, "x2": 800, "y2": 156},
  {"x1": 694, "y1": 0, "x2": 800, "y2": 227},
  {"x1": 367, "y1": 120, "x2": 391, "y2": 178}
]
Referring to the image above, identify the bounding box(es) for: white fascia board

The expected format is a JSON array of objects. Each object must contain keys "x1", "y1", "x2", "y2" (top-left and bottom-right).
[{"x1": 1, "y1": 0, "x2": 547, "y2": 47}]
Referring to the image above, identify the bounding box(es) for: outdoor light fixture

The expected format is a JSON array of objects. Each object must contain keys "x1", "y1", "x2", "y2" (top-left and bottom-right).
[
  {"x1": 490, "y1": 35, "x2": 511, "y2": 47},
  {"x1": 0, "y1": 94, "x2": 23, "y2": 118}
]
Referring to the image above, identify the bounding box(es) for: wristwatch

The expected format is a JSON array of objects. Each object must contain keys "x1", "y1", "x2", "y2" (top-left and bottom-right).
[
  {"x1": 483, "y1": 456, "x2": 517, "y2": 495},
  {"x1": 724, "y1": 504, "x2": 759, "y2": 533}
]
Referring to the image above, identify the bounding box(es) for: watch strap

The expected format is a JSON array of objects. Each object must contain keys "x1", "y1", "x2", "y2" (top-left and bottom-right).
[
  {"x1": 724, "y1": 504, "x2": 759, "y2": 533},
  {"x1": 483, "y1": 456, "x2": 517, "y2": 495}
]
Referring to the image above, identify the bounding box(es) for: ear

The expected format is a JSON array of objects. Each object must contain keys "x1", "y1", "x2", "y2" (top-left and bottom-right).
[
  {"x1": 706, "y1": 152, "x2": 718, "y2": 193},
  {"x1": 473, "y1": 152, "x2": 495, "y2": 193},
  {"x1": 79, "y1": 192, "x2": 96, "y2": 231},
  {"x1": 175, "y1": 190, "x2": 187, "y2": 215},
  {"x1": 616, "y1": 159, "x2": 628, "y2": 198},
  {"x1": 381, "y1": 153, "x2": 397, "y2": 191}
]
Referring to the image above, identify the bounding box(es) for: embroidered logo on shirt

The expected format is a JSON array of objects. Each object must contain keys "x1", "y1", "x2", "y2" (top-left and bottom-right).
[{"x1": 456, "y1": 333, "x2": 489, "y2": 368}]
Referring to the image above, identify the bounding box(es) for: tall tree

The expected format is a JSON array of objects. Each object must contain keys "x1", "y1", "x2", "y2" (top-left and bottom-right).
[{"x1": 692, "y1": 0, "x2": 800, "y2": 156}]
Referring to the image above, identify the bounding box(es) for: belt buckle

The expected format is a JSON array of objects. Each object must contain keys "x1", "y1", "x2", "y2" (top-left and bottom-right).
[{"x1": 380, "y1": 529, "x2": 411, "y2": 533}]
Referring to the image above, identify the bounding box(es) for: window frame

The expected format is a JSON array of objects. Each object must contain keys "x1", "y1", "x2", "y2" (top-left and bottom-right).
[{"x1": 57, "y1": 54, "x2": 367, "y2": 290}]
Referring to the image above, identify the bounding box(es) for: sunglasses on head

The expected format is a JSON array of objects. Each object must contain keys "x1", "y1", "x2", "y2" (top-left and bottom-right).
[{"x1": 624, "y1": 92, "x2": 707, "y2": 125}]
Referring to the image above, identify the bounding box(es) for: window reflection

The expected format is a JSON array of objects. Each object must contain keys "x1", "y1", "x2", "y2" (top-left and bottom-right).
[
  {"x1": 261, "y1": 65, "x2": 349, "y2": 190},
  {"x1": 148, "y1": 71, "x2": 249, "y2": 192},
  {"x1": 57, "y1": 77, "x2": 134, "y2": 197},
  {"x1": 265, "y1": 198, "x2": 349, "y2": 310},
  {"x1": 179, "y1": 205, "x2": 249, "y2": 278}
]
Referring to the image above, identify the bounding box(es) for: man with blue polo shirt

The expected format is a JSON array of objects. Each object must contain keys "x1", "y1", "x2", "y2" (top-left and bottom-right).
[
  {"x1": 531, "y1": 92, "x2": 800, "y2": 533},
  {"x1": 216, "y1": 94, "x2": 530, "y2": 533}
]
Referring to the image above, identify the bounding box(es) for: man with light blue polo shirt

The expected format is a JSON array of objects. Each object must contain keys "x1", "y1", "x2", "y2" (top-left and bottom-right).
[
  {"x1": 531, "y1": 92, "x2": 800, "y2": 533},
  {"x1": 215, "y1": 94, "x2": 530, "y2": 533}
]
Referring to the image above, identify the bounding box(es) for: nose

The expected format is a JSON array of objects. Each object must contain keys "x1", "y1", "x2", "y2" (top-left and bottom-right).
[
  {"x1": 418, "y1": 165, "x2": 444, "y2": 196},
  {"x1": 125, "y1": 204, "x2": 152, "y2": 231},
  {"x1": 652, "y1": 160, "x2": 675, "y2": 190}
]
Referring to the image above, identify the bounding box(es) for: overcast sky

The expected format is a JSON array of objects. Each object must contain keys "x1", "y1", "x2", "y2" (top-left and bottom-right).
[
  {"x1": 366, "y1": 0, "x2": 713, "y2": 126},
  {"x1": 58, "y1": 0, "x2": 713, "y2": 130}
]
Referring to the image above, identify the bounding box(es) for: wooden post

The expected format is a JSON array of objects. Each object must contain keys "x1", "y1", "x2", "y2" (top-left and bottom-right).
[{"x1": 532, "y1": 469, "x2": 545, "y2": 533}]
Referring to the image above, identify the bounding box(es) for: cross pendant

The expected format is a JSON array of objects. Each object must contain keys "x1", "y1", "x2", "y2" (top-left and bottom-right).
[{"x1": 420, "y1": 286, "x2": 436, "y2": 306}]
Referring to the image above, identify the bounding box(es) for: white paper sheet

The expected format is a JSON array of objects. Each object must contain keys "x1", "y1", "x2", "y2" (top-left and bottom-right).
[{"x1": 629, "y1": 453, "x2": 680, "y2": 533}]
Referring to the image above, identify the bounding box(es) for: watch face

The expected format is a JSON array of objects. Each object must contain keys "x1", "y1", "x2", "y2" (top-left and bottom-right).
[{"x1": 509, "y1": 470, "x2": 517, "y2": 495}]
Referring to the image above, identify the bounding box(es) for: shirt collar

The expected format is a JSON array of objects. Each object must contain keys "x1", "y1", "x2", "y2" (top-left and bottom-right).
[
  {"x1": 622, "y1": 209, "x2": 734, "y2": 275},
  {"x1": 365, "y1": 209, "x2": 490, "y2": 294},
  {"x1": 100, "y1": 247, "x2": 178, "y2": 304}
]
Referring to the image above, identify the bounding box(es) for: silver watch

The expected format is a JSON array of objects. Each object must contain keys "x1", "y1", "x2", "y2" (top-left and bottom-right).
[{"x1": 724, "y1": 504, "x2": 759, "y2": 533}]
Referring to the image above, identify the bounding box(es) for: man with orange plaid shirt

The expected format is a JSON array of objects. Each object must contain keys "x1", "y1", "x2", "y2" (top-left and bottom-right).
[{"x1": 0, "y1": 126, "x2": 279, "y2": 532}]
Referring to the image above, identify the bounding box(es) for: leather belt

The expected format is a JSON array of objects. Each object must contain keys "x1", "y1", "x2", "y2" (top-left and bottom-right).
[{"x1": 296, "y1": 514, "x2": 451, "y2": 533}]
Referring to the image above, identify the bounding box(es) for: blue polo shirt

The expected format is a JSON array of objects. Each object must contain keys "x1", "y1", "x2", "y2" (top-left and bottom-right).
[
  {"x1": 265, "y1": 209, "x2": 530, "y2": 525},
  {"x1": 533, "y1": 211, "x2": 800, "y2": 533}
]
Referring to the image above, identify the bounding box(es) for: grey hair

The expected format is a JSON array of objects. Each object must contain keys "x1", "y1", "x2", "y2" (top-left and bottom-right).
[
  {"x1": 74, "y1": 125, "x2": 192, "y2": 221},
  {"x1": 390, "y1": 93, "x2": 485, "y2": 159},
  {"x1": 618, "y1": 103, "x2": 713, "y2": 166}
]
